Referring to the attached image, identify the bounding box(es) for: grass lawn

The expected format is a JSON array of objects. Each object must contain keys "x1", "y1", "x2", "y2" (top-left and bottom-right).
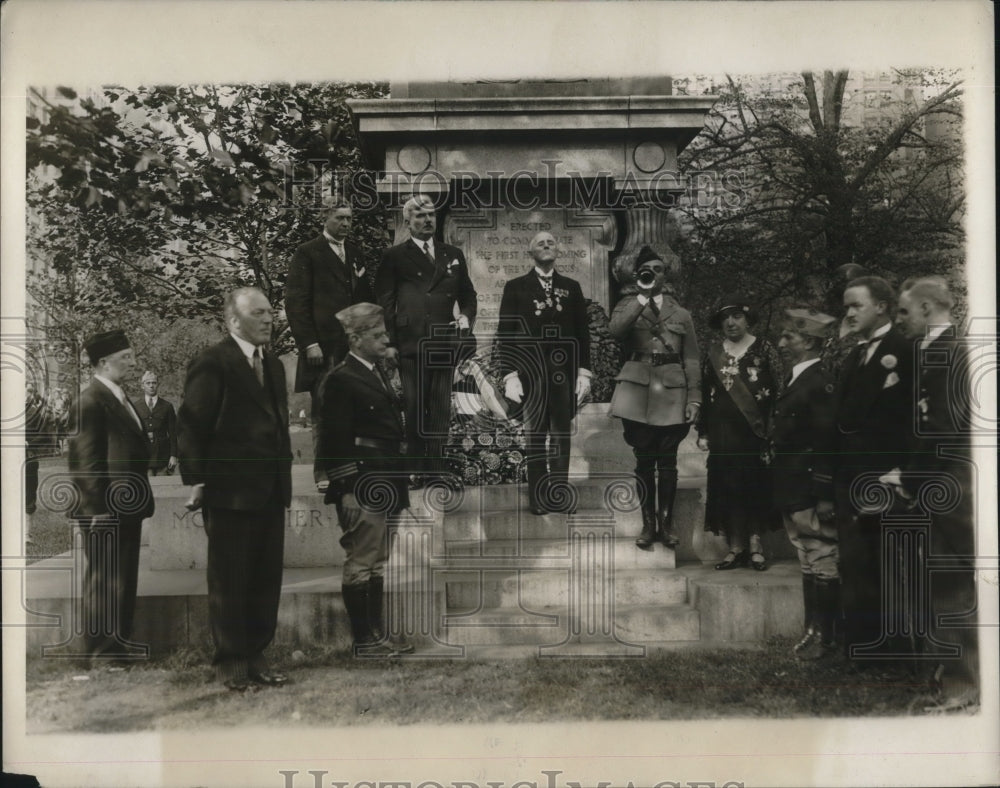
[{"x1": 24, "y1": 640, "x2": 957, "y2": 734}]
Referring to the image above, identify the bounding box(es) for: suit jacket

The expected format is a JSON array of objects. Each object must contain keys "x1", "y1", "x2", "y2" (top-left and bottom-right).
[
  {"x1": 67, "y1": 380, "x2": 154, "y2": 520},
  {"x1": 834, "y1": 325, "x2": 914, "y2": 484},
  {"x1": 177, "y1": 337, "x2": 292, "y2": 510},
  {"x1": 902, "y1": 328, "x2": 973, "y2": 526},
  {"x1": 285, "y1": 236, "x2": 373, "y2": 392},
  {"x1": 770, "y1": 360, "x2": 837, "y2": 511},
  {"x1": 134, "y1": 396, "x2": 177, "y2": 470},
  {"x1": 317, "y1": 355, "x2": 407, "y2": 503},
  {"x1": 374, "y1": 238, "x2": 477, "y2": 358},
  {"x1": 495, "y1": 269, "x2": 591, "y2": 391},
  {"x1": 608, "y1": 294, "x2": 701, "y2": 425}
]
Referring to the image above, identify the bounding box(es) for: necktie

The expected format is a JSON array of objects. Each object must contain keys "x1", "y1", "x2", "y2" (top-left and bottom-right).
[
  {"x1": 253, "y1": 348, "x2": 265, "y2": 387},
  {"x1": 146, "y1": 397, "x2": 154, "y2": 410},
  {"x1": 422, "y1": 241, "x2": 434, "y2": 265},
  {"x1": 332, "y1": 242, "x2": 345, "y2": 260},
  {"x1": 374, "y1": 365, "x2": 391, "y2": 392},
  {"x1": 648, "y1": 296, "x2": 660, "y2": 317}
]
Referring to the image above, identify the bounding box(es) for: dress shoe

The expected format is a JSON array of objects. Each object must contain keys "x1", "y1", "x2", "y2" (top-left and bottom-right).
[
  {"x1": 354, "y1": 641, "x2": 398, "y2": 658},
  {"x1": 223, "y1": 677, "x2": 251, "y2": 692},
  {"x1": 389, "y1": 639, "x2": 415, "y2": 655},
  {"x1": 749, "y1": 551, "x2": 768, "y2": 571},
  {"x1": 714, "y1": 550, "x2": 749, "y2": 570},
  {"x1": 658, "y1": 529, "x2": 680, "y2": 548},
  {"x1": 250, "y1": 670, "x2": 288, "y2": 687}
]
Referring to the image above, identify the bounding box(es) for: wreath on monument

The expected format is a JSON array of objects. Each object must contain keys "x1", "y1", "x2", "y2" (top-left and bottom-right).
[{"x1": 444, "y1": 300, "x2": 621, "y2": 485}]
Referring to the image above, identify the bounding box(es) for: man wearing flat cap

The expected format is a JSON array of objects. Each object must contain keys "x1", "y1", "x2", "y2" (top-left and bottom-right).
[
  {"x1": 609, "y1": 246, "x2": 701, "y2": 550},
  {"x1": 772, "y1": 307, "x2": 840, "y2": 660},
  {"x1": 67, "y1": 329, "x2": 154, "y2": 663},
  {"x1": 317, "y1": 302, "x2": 413, "y2": 656}
]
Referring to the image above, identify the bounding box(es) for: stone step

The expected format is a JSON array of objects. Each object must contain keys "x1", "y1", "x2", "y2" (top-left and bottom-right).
[
  {"x1": 445, "y1": 536, "x2": 677, "y2": 569},
  {"x1": 443, "y1": 567, "x2": 689, "y2": 609},
  {"x1": 440, "y1": 603, "x2": 699, "y2": 646}
]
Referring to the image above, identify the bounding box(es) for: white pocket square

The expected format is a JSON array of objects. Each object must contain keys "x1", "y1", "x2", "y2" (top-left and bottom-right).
[{"x1": 883, "y1": 371, "x2": 899, "y2": 389}]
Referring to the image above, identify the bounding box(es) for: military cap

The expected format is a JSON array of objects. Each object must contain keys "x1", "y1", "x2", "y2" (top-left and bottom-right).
[
  {"x1": 709, "y1": 293, "x2": 757, "y2": 329},
  {"x1": 784, "y1": 307, "x2": 837, "y2": 338}
]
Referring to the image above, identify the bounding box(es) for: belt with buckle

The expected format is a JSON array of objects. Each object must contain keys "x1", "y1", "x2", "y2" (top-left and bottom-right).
[
  {"x1": 629, "y1": 351, "x2": 680, "y2": 366},
  {"x1": 354, "y1": 437, "x2": 407, "y2": 455}
]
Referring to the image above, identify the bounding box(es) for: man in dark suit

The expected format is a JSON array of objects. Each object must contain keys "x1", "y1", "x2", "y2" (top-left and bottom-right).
[
  {"x1": 772, "y1": 308, "x2": 839, "y2": 661},
  {"x1": 893, "y1": 276, "x2": 977, "y2": 706},
  {"x1": 834, "y1": 276, "x2": 914, "y2": 665},
  {"x1": 374, "y1": 195, "x2": 477, "y2": 486},
  {"x1": 67, "y1": 330, "x2": 154, "y2": 662},
  {"x1": 178, "y1": 288, "x2": 293, "y2": 691},
  {"x1": 317, "y1": 303, "x2": 413, "y2": 657},
  {"x1": 135, "y1": 370, "x2": 177, "y2": 476},
  {"x1": 496, "y1": 231, "x2": 591, "y2": 515},
  {"x1": 285, "y1": 199, "x2": 373, "y2": 488}
]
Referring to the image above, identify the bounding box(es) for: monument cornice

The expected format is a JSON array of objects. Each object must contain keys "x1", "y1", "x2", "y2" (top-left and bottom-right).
[{"x1": 347, "y1": 95, "x2": 717, "y2": 169}]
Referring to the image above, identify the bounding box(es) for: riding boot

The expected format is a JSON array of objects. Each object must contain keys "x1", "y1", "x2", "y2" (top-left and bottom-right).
[
  {"x1": 342, "y1": 583, "x2": 393, "y2": 657},
  {"x1": 793, "y1": 574, "x2": 818, "y2": 654},
  {"x1": 656, "y1": 469, "x2": 680, "y2": 548},
  {"x1": 799, "y1": 577, "x2": 839, "y2": 661},
  {"x1": 368, "y1": 575, "x2": 413, "y2": 654},
  {"x1": 635, "y1": 469, "x2": 657, "y2": 550}
]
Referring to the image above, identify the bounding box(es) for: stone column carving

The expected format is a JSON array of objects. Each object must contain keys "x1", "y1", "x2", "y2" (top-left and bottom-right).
[{"x1": 612, "y1": 205, "x2": 680, "y2": 295}]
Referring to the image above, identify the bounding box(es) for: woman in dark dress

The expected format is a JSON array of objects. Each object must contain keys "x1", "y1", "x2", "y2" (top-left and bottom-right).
[{"x1": 696, "y1": 294, "x2": 782, "y2": 570}]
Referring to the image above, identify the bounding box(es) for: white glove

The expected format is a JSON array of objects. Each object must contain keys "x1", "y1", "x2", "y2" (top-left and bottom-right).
[
  {"x1": 504, "y1": 375, "x2": 524, "y2": 403},
  {"x1": 456, "y1": 315, "x2": 471, "y2": 330},
  {"x1": 575, "y1": 373, "x2": 591, "y2": 403},
  {"x1": 636, "y1": 294, "x2": 649, "y2": 306}
]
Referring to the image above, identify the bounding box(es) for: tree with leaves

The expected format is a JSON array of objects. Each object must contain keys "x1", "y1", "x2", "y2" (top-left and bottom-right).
[
  {"x1": 26, "y1": 82, "x2": 389, "y2": 379},
  {"x1": 672, "y1": 70, "x2": 965, "y2": 332}
]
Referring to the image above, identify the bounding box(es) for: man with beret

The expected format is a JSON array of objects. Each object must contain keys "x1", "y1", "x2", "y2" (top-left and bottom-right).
[
  {"x1": 375, "y1": 195, "x2": 477, "y2": 489},
  {"x1": 835, "y1": 276, "x2": 914, "y2": 667},
  {"x1": 135, "y1": 370, "x2": 178, "y2": 476},
  {"x1": 317, "y1": 302, "x2": 413, "y2": 656},
  {"x1": 67, "y1": 330, "x2": 154, "y2": 663},
  {"x1": 178, "y1": 288, "x2": 293, "y2": 690},
  {"x1": 285, "y1": 198, "x2": 373, "y2": 490},
  {"x1": 608, "y1": 246, "x2": 701, "y2": 549},
  {"x1": 773, "y1": 307, "x2": 839, "y2": 660},
  {"x1": 496, "y1": 231, "x2": 591, "y2": 515}
]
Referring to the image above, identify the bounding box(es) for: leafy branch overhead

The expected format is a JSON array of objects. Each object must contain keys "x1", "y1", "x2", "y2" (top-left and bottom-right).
[{"x1": 27, "y1": 82, "x2": 390, "y2": 359}]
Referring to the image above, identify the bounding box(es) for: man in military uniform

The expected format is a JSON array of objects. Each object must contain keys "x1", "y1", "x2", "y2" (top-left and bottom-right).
[
  {"x1": 318, "y1": 303, "x2": 413, "y2": 656},
  {"x1": 608, "y1": 246, "x2": 701, "y2": 549},
  {"x1": 135, "y1": 371, "x2": 178, "y2": 476},
  {"x1": 772, "y1": 307, "x2": 839, "y2": 660}
]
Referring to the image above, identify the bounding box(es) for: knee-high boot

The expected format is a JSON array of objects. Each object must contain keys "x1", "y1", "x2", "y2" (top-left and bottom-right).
[
  {"x1": 342, "y1": 582, "x2": 393, "y2": 657},
  {"x1": 635, "y1": 468, "x2": 657, "y2": 550},
  {"x1": 799, "y1": 577, "x2": 839, "y2": 661},
  {"x1": 793, "y1": 574, "x2": 817, "y2": 654},
  {"x1": 368, "y1": 575, "x2": 414, "y2": 654},
  {"x1": 656, "y1": 469, "x2": 680, "y2": 548}
]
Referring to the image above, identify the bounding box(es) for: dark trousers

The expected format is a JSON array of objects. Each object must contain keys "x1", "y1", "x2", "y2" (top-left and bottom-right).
[
  {"x1": 836, "y1": 494, "x2": 887, "y2": 658},
  {"x1": 524, "y1": 377, "x2": 575, "y2": 509},
  {"x1": 621, "y1": 420, "x2": 689, "y2": 476},
  {"x1": 78, "y1": 515, "x2": 143, "y2": 657},
  {"x1": 400, "y1": 356, "x2": 454, "y2": 476},
  {"x1": 203, "y1": 501, "x2": 285, "y2": 680},
  {"x1": 25, "y1": 456, "x2": 39, "y2": 513}
]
